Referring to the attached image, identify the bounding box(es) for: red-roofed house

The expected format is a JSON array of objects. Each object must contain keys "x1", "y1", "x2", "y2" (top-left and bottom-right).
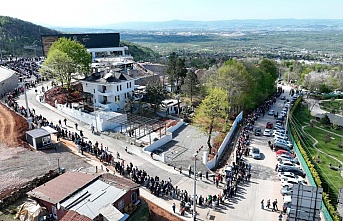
[
  {"x1": 60, "y1": 210, "x2": 92, "y2": 221},
  {"x1": 27, "y1": 171, "x2": 140, "y2": 221},
  {"x1": 27, "y1": 171, "x2": 98, "y2": 220}
]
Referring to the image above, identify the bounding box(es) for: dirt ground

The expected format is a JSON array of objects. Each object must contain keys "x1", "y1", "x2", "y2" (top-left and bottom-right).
[
  {"x1": 0, "y1": 103, "x2": 28, "y2": 147},
  {"x1": 0, "y1": 103, "x2": 91, "y2": 199},
  {"x1": 143, "y1": 198, "x2": 183, "y2": 221}
]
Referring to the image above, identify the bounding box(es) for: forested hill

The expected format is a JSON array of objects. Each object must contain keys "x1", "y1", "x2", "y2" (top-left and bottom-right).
[
  {"x1": 121, "y1": 41, "x2": 160, "y2": 62},
  {"x1": 0, "y1": 16, "x2": 60, "y2": 57}
]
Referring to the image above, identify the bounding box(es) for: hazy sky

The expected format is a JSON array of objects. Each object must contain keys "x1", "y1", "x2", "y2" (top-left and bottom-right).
[{"x1": 0, "y1": 0, "x2": 342, "y2": 27}]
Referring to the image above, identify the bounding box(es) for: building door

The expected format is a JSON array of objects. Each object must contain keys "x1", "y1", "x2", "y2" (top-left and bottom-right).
[{"x1": 52, "y1": 206, "x2": 58, "y2": 220}]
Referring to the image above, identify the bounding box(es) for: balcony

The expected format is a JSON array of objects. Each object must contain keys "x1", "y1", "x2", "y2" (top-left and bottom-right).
[{"x1": 98, "y1": 90, "x2": 113, "y2": 96}]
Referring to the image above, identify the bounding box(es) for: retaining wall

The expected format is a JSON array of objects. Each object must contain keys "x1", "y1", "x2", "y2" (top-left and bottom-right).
[
  {"x1": 206, "y1": 111, "x2": 243, "y2": 170},
  {"x1": 0, "y1": 170, "x2": 59, "y2": 208}
]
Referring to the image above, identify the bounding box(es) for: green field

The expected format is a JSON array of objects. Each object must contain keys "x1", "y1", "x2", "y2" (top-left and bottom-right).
[
  {"x1": 319, "y1": 100, "x2": 343, "y2": 114},
  {"x1": 291, "y1": 103, "x2": 343, "y2": 203}
]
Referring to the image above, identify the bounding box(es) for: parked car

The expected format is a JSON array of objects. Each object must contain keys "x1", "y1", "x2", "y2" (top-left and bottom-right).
[
  {"x1": 263, "y1": 129, "x2": 272, "y2": 137},
  {"x1": 278, "y1": 171, "x2": 306, "y2": 183},
  {"x1": 268, "y1": 110, "x2": 275, "y2": 115},
  {"x1": 251, "y1": 147, "x2": 261, "y2": 159},
  {"x1": 278, "y1": 156, "x2": 300, "y2": 165},
  {"x1": 254, "y1": 128, "x2": 262, "y2": 136},
  {"x1": 280, "y1": 95, "x2": 286, "y2": 100},
  {"x1": 276, "y1": 149, "x2": 294, "y2": 157},
  {"x1": 280, "y1": 186, "x2": 293, "y2": 196},
  {"x1": 266, "y1": 122, "x2": 273, "y2": 129},
  {"x1": 281, "y1": 178, "x2": 304, "y2": 188},
  {"x1": 274, "y1": 138, "x2": 293, "y2": 148},
  {"x1": 280, "y1": 110, "x2": 287, "y2": 117},
  {"x1": 274, "y1": 125, "x2": 285, "y2": 130},
  {"x1": 273, "y1": 130, "x2": 286, "y2": 137},
  {"x1": 278, "y1": 166, "x2": 305, "y2": 178},
  {"x1": 278, "y1": 160, "x2": 301, "y2": 170}
]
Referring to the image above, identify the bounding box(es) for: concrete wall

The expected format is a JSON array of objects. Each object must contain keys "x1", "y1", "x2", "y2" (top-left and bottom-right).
[
  {"x1": 0, "y1": 67, "x2": 19, "y2": 98},
  {"x1": 143, "y1": 132, "x2": 172, "y2": 152},
  {"x1": 206, "y1": 111, "x2": 243, "y2": 170},
  {"x1": 56, "y1": 103, "x2": 126, "y2": 132},
  {"x1": 167, "y1": 120, "x2": 184, "y2": 134}
]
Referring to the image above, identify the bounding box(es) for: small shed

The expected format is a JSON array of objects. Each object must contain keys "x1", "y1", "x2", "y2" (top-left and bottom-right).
[{"x1": 26, "y1": 128, "x2": 52, "y2": 150}]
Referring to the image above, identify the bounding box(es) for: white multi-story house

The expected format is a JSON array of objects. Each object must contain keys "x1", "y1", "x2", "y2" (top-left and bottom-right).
[{"x1": 81, "y1": 71, "x2": 135, "y2": 112}]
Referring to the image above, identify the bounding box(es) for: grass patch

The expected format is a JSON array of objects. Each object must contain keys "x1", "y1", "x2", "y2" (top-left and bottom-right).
[{"x1": 293, "y1": 102, "x2": 343, "y2": 204}]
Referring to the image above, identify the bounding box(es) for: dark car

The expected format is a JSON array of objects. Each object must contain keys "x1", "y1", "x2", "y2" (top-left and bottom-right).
[
  {"x1": 254, "y1": 128, "x2": 262, "y2": 136},
  {"x1": 266, "y1": 122, "x2": 273, "y2": 129},
  {"x1": 278, "y1": 166, "x2": 305, "y2": 178}
]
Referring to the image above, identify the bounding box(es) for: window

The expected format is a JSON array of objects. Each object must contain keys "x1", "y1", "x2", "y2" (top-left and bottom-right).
[
  {"x1": 117, "y1": 85, "x2": 119, "y2": 91},
  {"x1": 131, "y1": 192, "x2": 137, "y2": 202},
  {"x1": 130, "y1": 82, "x2": 132, "y2": 88},
  {"x1": 120, "y1": 85, "x2": 122, "y2": 91},
  {"x1": 42, "y1": 136, "x2": 51, "y2": 146},
  {"x1": 117, "y1": 95, "x2": 120, "y2": 101},
  {"x1": 118, "y1": 199, "x2": 124, "y2": 210}
]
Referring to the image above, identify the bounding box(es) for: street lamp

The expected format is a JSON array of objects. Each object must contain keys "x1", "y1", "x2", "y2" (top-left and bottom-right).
[{"x1": 193, "y1": 153, "x2": 197, "y2": 220}]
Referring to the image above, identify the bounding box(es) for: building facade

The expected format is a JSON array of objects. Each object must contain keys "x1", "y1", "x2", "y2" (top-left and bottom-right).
[{"x1": 82, "y1": 72, "x2": 135, "y2": 112}]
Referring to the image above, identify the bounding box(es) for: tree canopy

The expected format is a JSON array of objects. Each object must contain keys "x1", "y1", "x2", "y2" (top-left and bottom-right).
[
  {"x1": 39, "y1": 37, "x2": 91, "y2": 91},
  {"x1": 48, "y1": 37, "x2": 91, "y2": 74},
  {"x1": 193, "y1": 87, "x2": 228, "y2": 152},
  {"x1": 144, "y1": 83, "x2": 167, "y2": 112},
  {"x1": 166, "y1": 52, "x2": 187, "y2": 92}
]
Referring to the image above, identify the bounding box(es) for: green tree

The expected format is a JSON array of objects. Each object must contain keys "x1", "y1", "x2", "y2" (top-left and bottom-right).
[
  {"x1": 145, "y1": 84, "x2": 167, "y2": 112},
  {"x1": 47, "y1": 37, "x2": 91, "y2": 74},
  {"x1": 39, "y1": 49, "x2": 75, "y2": 90},
  {"x1": 209, "y1": 60, "x2": 252, "y2": 118},
  {"x1": 182, "y1": 70, "x2": 199, "y2": 103},
  {"x1": 166, "y1": 52, "x2": 187, "y2": 92},
  {"x1": 193, "y1": 88, "x2": 228, "y2": 153},
  {"x1": 260, "y1": 59, "x2": 278, "y2": 80}
]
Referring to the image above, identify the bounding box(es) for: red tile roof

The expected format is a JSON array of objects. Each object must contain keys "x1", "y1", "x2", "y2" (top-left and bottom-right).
[
  {"x1": 27, "y1": 171, "x2": 98, "y2": 204},
  {"x1": 60, "y1": 210, "x2": 92, "y2": 221}
]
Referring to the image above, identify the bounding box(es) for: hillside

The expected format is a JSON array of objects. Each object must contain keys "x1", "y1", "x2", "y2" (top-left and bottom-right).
[
  {"x1": 0, "y1": 16, "x2": 160, "y2": 61},
  {"x1": 0, "y1": 16, "x2": 60, "y2": 57},
  {"x1": 121, "y1": 41, "x2": 160, "y2": 62}
]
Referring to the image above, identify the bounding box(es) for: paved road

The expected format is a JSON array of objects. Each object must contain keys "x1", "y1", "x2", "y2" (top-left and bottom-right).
[{"x1": 13, "y1": 81, "x2": 292, "y2": 221}]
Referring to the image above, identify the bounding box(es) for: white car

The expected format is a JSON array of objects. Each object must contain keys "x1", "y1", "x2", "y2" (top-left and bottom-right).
[
  {"x1": 284, "y1": 103, "x2": 291, "y2": 108},
  {"x1": 263, "y1": 129, "x2": 272, "y2": 136},
  {"x1": 274, "y1": 138, "x2": 293, "y2": 147},
  {"x1": 273, "y1": 131, "x2": 286, "y2": 137},
  {"x1": 281, "y1": 177, "x2": 304, "y2": 188},
  {"x1": 280, "y1": 110, "x2": 287, "y2": 116},
  {"x1": 268, "y1": 110, "x2": 275, "y2": 115},
  {"x1": 278, "y1": 171, "x2": 306, "y2": 183},
  {"x1": 277, "y1": 154, "x2": 294, "y2": 162}
]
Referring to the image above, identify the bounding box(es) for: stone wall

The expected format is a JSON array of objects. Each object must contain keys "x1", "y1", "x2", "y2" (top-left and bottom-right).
[{"x1": 0, "y1": 170, "x2": 60, "y2": 208}]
